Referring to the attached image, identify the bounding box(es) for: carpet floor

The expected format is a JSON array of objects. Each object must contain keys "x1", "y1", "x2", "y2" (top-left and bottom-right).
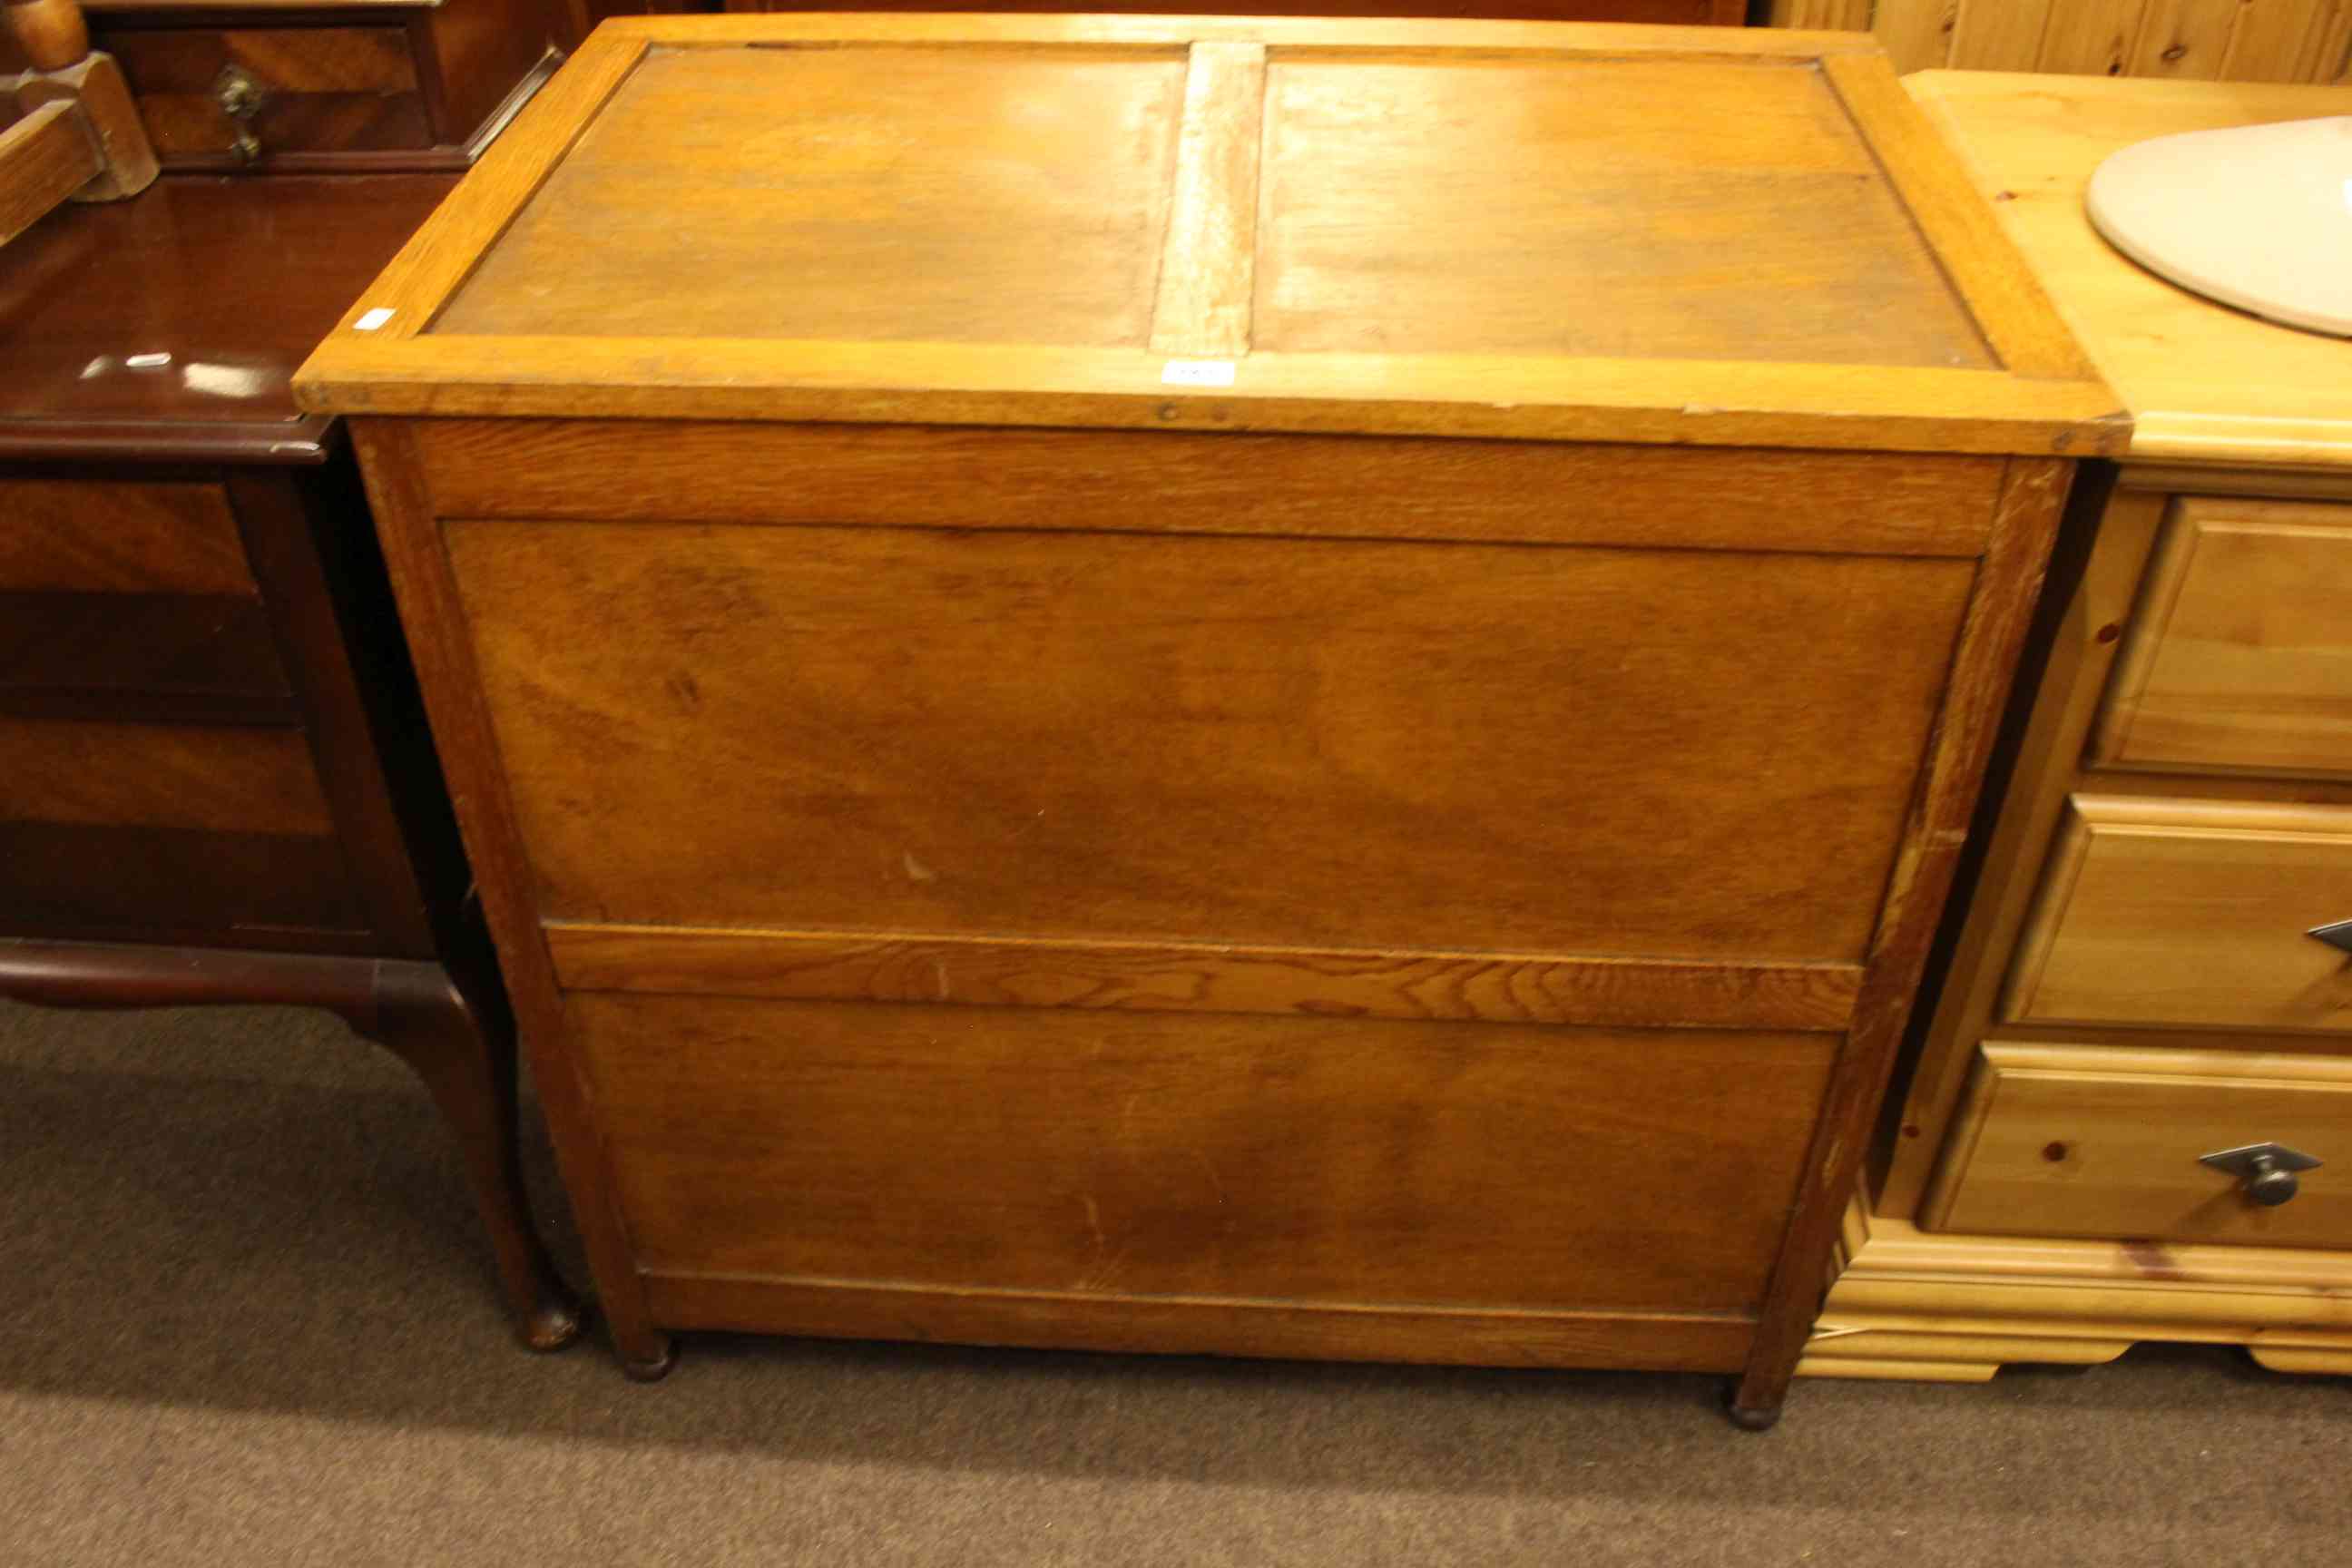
[{"x1": 2, "y1": 996, "x2": 2345, "y2": 1567}]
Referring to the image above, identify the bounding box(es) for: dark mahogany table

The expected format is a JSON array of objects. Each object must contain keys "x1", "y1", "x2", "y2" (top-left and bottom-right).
[{"x1": 0, "y1": 172, "x2": 583, "y2": 1351}]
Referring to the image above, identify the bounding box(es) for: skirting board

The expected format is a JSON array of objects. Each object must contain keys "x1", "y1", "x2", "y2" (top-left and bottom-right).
[{"x1": 1796, "y1": 1200, "x2": 2352, "y2": 1382}]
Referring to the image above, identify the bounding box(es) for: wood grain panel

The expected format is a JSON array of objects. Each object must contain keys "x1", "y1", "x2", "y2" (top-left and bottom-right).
[
  {"x1": 415, "y1": 418, "x2": 2007, "y2": 557},
  {"x1": 2128, "y1": 0, "x2": 2243, "y2": 76},
  {"x1": 573, "y1": 993, "x2": 1835, "y2": 1312},
  {"x1": 545, "y1": 922, "x2": 1865, "y2": 1032},
  {"x1": 1252, "y1": 54, "x2": 1993, "y2": 369},
  {"x1": 2005, "y1": 797, "x2": 2352, "y2": 1034},
  {"x1": 1927, "y1": 1043, "x2": 2352, "y2": 1247},
  {"x1": 0, "y1": 480, "x2": 250, "y2": 593},
  {"x1": 1867, "y1": 0, "x2": 1960, "y2": 74},
  {"x1": 0, "y1": 821, "x2": 361, "y2": 936},
  {"x1": 2094, "y1": 500, "x2": 2352, "y2": 778},
  {"x1": 448, "y1": 518, "x2": 1972, "y2": 960},
  {"x1": 1948, "y1": 0, "x2": 2057, "y2": 70},
  {"x1": 2222, "y1": 0, "x2": 2338, "y2": 77},
  {"x1": 2035, "y1": 0, "x2": 2151, "y2": 74},
  {"x1": 0, "y1": 718, "x2": 333, "y2": 834},
  {"x1": 647, "y1": 1272, "x2": 1755, "y2": 1374},
  {"x1": 434, "y1": 44, "x2": 1188, "y2": 346},
  {"x1": 0, "y1": 593, "x2": 296, "y2": 723}
]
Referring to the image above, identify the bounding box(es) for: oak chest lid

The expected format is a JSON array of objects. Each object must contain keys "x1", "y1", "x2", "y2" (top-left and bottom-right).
[{"x1": 293, "y1": 14, "x2": 2120, "y2": 456}]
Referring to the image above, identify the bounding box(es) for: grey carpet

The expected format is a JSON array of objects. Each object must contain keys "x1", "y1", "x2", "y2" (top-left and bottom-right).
[{"x1": 2, "y1": 996, "x2": 2344, "y2": 1567}]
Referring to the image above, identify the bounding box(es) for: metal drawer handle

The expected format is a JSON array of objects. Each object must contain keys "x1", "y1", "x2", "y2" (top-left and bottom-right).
[
  {"x1": 2311, "y1": 920, "x2": 2352, "y2": 956},
  {"x1": 211, "y1": 64, "x2": 266, "y2": 164},
  {"x1": 2200, "y1": 1142, "x2": 2322, "y2": 1207}
]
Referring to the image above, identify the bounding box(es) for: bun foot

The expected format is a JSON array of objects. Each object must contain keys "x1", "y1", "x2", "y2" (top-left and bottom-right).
[
  {"x1": 1723, "y1": 1385, "x2": 1782, "y2": 1432},
  {"x1": 622, "y1": 1334, "x2": 677, "y2": 1383},
  {"x1": 518, "y1": 1287, "x2": 587, "y2": 1354}
]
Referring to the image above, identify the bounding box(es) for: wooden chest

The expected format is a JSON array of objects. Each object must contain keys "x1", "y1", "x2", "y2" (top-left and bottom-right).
[{"x1": 294, "y1": 13, "x2": 2120, "y2": 1424}]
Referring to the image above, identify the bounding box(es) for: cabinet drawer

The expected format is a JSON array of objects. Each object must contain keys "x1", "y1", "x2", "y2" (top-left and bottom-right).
[
  {"x1": 0, "y1": 481, "x2": 251, "y2": 594},
  {"x1": 0, "y1": 719, "x2": 358, "y2": 936},
  {"x1": 103, "y1": 27, "x2": 431, "y2": 159},
  {"x1": 2094, "y1": 498, "x2": 2352, "y2": 779},
  {"x1": 1927, "y1": 1043, "x2": 2352, "y2": 1249},
  {"x1": 573, "y1": 992, "x2": 1835, "y2": 1317},
  {"x1": 2005, "y1": 797, "x2": 2352, "y2": 1034}
]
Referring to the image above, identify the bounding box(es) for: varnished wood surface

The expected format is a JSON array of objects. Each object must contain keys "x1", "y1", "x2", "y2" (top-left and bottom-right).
[
  {"x1": 415, "y1": 418, "x2": 2008, "y2": 557},
  {"x1": 104, "y1": 25, "x2": 430, "y2": 156},
  {"x1": 0, "y1": 171, "x2": 450, "y2": 456},
  {"x1": 0, "y1": 716, "x2": 333, "y2": 833},
  {"x1": 1803, "y1": 1209, "x2": 2352, "y2": 1383},
  {"x1": 0, "y1": 821, "x2": 360, "y2": 934},
  {"x1": 649, "y1": 1273, "x2": 1756, "y2": 1374},
  {"x1": 1147, "y1": 40, "x2": 1262, "y2": 358},
  {"x1": 1794, "y1": 0, "x2": 2352, "y2": 81},
  {"x1": 0, "y1": 592, "x2": 296, "y2": 723},
  {"x1": 545, "y1": 923, "x2": 1866, "y2": 1034},
  {"x1": 1926, "y1": 1043, "x2": 2352, "y2": 1247},
  {"x1": 0, "y1": 99, "x2": 99, "y2": 245},
  {"x1": 297, "y1": 16, "x2": 2121, "y2": 456},
  {"x1": 2004, "y1": 796, "x2": 2352, "y2": 1034},
  {"x1": 2093, "y1": 498, "x2": 2352, "y2": 778},
  {"x1": 722, "y1": 0, "x2": 1747, "y2": 20},
  {"x1": 1733, "y1": 455, "x2": 2074, "y2": 1416},
  {"x1": 446, "y1": 515, "x2": 1970, "y2": 961},
  {"x1": 1877, "y1": 483, "x2": 2171, "y2": 1217},
  {"x1": 436, "y1": 43, "x2": 1188, "y2": 347},
  {"x1": 0, "y1": 478, "x2": 250, "y2": 591},
  {"x1": 574, "y1": 993, "x2": 1834, "y2": 1312},
  {"x1": 348, "y1": 417, "x2": 671, "y2": 1369},
  {"x1": 1906, "y1": 72, "x2": 2352, "y2": 468},
  {"x1": 1251, "y1": 52, "x2": 1988, "y2": 368}
]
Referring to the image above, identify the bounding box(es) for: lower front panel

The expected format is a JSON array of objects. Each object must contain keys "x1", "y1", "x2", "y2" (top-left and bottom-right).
[{"x1": 570, "y1": 993, "x2": 1835, "y2": 1367}]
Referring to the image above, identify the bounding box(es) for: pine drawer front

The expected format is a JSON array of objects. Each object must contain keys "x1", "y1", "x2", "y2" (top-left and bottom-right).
[
  {"x1": 573, "y1": 992, "x2": 1831, "y2": 1367},
  {"x1": 1926, "y1": 1043, "x2": 2352, "y2": 1248},
  {"x1": 2094, "y1": 499, "x2": 2352, "y2": 779},
  {"x1": 2004, "y1": 797, "x2": 2352, "y2": 1034}
]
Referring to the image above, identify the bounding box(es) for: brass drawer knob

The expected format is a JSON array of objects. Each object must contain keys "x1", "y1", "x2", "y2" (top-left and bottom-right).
[
  {"x1": 211, "y1": 64, "x2": 266, "y2": 163},
  {"x1": 2200, "y1": 1142, "x2": 2323, "y2": 1207}
]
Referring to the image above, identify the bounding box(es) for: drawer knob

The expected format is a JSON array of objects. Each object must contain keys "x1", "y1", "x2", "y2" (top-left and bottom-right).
[
  {"x1": 2200, "y1": 1142, "x2": 2322, "y2": 1207},
  {"x1": 211, "y1": 65, "x2": 266, "y2": 164},
  {"x1": 2311, "y1": 920, "x2": 2352, "y2": 956}
]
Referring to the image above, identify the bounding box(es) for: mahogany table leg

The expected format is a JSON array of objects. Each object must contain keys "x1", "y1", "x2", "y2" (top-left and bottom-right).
[
  {"x1": 0, "y1": 938, "x2": 582, "y2": 1352},
  {"x1": 362, "y1": 959, "x2": 584, "y2": 1353}
]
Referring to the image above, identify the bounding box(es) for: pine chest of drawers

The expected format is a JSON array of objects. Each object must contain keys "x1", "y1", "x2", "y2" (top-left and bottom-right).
[
  {"x1": 1814, "y1": 73, "x2": 2352, "y2": 1387},
  {"x1": 294, "y1": 13, "x2": 2119, "y2": 1423}
]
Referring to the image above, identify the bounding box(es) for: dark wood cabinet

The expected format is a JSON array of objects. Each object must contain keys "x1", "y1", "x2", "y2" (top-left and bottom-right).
[{"x1": 0, "y1": 172, "x2": 581, "y2": 1350}]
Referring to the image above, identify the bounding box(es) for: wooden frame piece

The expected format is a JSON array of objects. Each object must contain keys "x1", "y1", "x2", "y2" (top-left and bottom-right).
[{"x1": 546, "y1": 923, "x2": 1865, "y2": 1034}]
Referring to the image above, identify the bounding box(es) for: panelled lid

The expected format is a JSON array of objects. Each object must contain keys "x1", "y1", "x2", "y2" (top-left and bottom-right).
[
  {"x1": 295, "y1": 14, "x2": 2122, "y2": 456},
  {"x1": 1907, "y1": 71, "x2": 2352, "y2": 470}
]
